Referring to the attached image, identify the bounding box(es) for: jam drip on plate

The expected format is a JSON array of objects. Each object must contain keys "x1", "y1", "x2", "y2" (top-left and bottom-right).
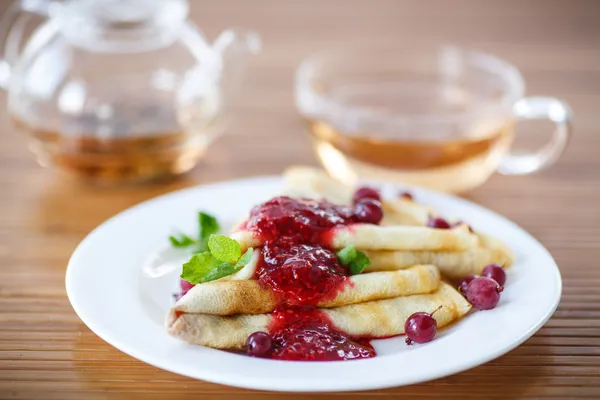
[
  {"x1": 269, "y1": 307, "x2": 375, "y2": 361},
  {"x1": 243, "y1": 195, "x2": 382, "y2": 360}
]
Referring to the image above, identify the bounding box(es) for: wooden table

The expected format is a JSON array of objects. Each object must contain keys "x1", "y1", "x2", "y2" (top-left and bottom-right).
[{"x1": 1, "y1": 0, "x2": 599, "y2": 398}]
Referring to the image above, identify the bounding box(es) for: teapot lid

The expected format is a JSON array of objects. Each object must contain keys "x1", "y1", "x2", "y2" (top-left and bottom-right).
[{"x1": 50, "y1": 0, "x2": 189, "y2": 52}]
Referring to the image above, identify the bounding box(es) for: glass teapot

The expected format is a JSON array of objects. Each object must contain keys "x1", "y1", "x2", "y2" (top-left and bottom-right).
[{"x1": 0, "y1": 0, "x2": 260, "y2": 184}]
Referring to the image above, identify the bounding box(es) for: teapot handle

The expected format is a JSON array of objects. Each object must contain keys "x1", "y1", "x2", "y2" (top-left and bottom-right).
[{"x1": 0, "y1": 0, "x2": 49, "y2": 89}]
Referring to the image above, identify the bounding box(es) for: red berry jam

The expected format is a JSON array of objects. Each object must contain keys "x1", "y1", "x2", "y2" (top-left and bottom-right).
[
  {"x1": 269, "y1": 308, "x2": 375, "y2": 361},
  {"x1": 244, "y1": 195, "x2": 382, "y2": 361},
  {"x1": 245, "y1": 196, "x2": 361, "y2": 244},
  {"x1": 257, "y1": 242, "x2": 349, "y2": 305}
]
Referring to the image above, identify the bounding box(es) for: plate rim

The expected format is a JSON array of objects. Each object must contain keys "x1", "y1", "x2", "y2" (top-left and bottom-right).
[{"x1": 65, "y1": 175, "x2": 562, "y2": 392}]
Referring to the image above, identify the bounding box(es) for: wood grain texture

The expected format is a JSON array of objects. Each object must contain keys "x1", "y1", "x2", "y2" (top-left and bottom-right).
[{"x1": 1, "y1": 0, "x2": 599, "y2": 398}]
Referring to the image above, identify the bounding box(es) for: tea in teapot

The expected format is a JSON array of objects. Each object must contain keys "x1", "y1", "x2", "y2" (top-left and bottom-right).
[{"x1": 0, "y1": 0, "x2": 259, "y2": 184}]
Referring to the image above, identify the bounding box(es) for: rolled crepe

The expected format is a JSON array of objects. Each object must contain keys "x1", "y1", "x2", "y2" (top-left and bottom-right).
[
  {"x1": 282, "y1": 166, "x2": 353, "y2": 205},
  {"x1": 328, "y1": 224, "x2": 477, "y2": 251},
  {"x1": 166, "y1": 282, "x2": 471, "y2": 349},
  {"x1": 173, "y1": 265, "x2": 440, "y2": 315},
  {"x1": 363, "y1": 234, "x2": 514, "y2": 279},
  {"x1": 281, "y1": 166, "x2": 434, "y2": 226},
  {"x1": 381, "y1": 198, "x2": 433, "y2": 226},
  {"x1": 230, "y1": 224, "x2": 478, "y2": 252}
]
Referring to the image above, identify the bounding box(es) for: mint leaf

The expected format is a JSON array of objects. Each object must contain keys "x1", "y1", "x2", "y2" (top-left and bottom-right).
[
  {"x1": 337, "y1": 245, "x2": 370, "y2": 275},
  {"x1": 181, "y1": 252, "x2": 220, "y2": 284},
  {"x1": 235, "y1": 248, "x2": 254, "y2": 267},
  {"x1": 169, "y1": 234, "x2": 196, "y2": 248},
  {"x1": 208, "y1": 234, "x2": 242, "y2": 263},
  {"x1": 181, "y1": 237, "x2": 250, "y2": 285},
  {"x1": 349, "y1": 250, "x2": 370, "y2": 275},
  {"x1": 337, "y1": 245, "x2": 358, "y2": 265},
  {"x1": 199, "y1": 250, "x2": 252, "y2": 283},
  {"x1": 202, "y1": 249, "x2": 253, "y2": 282},
  {"x1": 199, "y1": 212, "x2": 220, "y2": 246},
  {"x1": 200, "y1": 262, "x2": 242, "y2": 283},
  {"x1": 168, "y1": 211, "x2": 220, "y2": 251}
]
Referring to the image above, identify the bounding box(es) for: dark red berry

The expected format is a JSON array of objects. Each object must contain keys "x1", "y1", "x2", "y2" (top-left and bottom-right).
[
  {"x1": 404, "y1": 311, "x2": 437, "y2": 344},
  {"x1": 247, "y1": 332, "x2": 273, "y2": 358},
  {"x1": 465, "y1": 277, "x2": 503, "y2": 310},
  {"x1": 427, "y1": 217, "x2": 451, "y2": 229},
  {"x1": 180, "y1": 279, "x2": 195, "y2": 297},
  {"x1": 482, "y1": 264, "x2": 506, "y2": 286},
  {"x1": 458, "y1": 274, "x2": 478, "y2": 294},
  {"x1": 399, "y1": 191, "x2": 414, "y2": 201},
  {"x1": 353, "y1": 187, "x2": 381, "y2": 204},
  {"x1": 354, "y1": 198, "x2": 383, "y2": 224}
]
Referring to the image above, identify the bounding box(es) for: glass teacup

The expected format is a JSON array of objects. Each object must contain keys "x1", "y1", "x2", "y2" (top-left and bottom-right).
[{"x1": 295, "y1": 45, "x2": 572, "y2": 192}]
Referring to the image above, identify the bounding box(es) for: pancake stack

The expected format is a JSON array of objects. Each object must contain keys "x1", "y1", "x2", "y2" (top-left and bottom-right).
[{"x1": 167, "y1": 167, "x2": 513, "y2": 350}]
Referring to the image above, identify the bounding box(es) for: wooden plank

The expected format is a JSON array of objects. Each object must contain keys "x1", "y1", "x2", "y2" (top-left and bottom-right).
[{"x1": 0, "y1": 0, "x2": 599, "y2": 398}]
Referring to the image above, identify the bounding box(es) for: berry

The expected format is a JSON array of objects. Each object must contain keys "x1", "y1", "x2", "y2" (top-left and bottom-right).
[
  {"x1": 399, "y1": 191, "x2": 414, "y2": 201},
  {"x1": 247, "y1": 332, "x2": 273, "y2": 358},
  {"x1": 482, "y1": 264, "x2": 506, "y2": 286},
  {"x1": 427, "y1": 217, "x2": 451, "y2": 229},
  {"x1": 404, "y1": 311, "x2": 437, "y2": 345},
  {"x1": 465, "y1": 277, "x2": 503, "y2": 310},
  {"x1": 353, "y1": 187, "x2": 381, "y2": 204},
  {"x1": 354, "y1": 199, "x2": 383, "y2": 224},
  {"x1": 458, "y1": 274, "x2": 477, "y2": 294},
  {"x1": 180, "y1": 279, "x2": 195, "y2": 297}
]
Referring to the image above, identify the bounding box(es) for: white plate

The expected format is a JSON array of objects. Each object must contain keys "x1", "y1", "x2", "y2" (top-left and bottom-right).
[{"x1": 66, "y1": 176, "x2": 561, "y2": 392}]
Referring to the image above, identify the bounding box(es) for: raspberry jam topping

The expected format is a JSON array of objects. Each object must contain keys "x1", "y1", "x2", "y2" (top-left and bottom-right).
[
  {"x1": 257, "y1": 241, "x2": 349, "y2": 305},
  {"x1": 269, "y1": 308, "x2": 375, "y2": 361},
  {"x1": 242, "y1": 195, "x2": 382, "y2": 361},
  {"x1": 245, "y1": 196, "x2": 359, "y2": 244}
]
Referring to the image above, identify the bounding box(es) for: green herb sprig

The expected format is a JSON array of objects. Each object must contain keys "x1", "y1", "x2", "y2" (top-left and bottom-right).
[
  {"x1": 181, "y1": 234, "x2": 253, "y2": 284},
  {"x1": 169, "y1": 211, "x2": 220, "y2": 253},
  {"x1": 337, "y1": 245, "x2": 370, "y2": 275}
]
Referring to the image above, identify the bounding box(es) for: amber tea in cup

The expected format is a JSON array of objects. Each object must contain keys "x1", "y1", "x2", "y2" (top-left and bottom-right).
[{"x1": 296, "y1": 45, "x2": 572, "y2": 192}]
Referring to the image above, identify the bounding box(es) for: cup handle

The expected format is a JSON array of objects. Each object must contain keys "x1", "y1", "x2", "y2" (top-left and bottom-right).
[{"x1": 498, "y1": 96, "x2": 572, "y2": 175}]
